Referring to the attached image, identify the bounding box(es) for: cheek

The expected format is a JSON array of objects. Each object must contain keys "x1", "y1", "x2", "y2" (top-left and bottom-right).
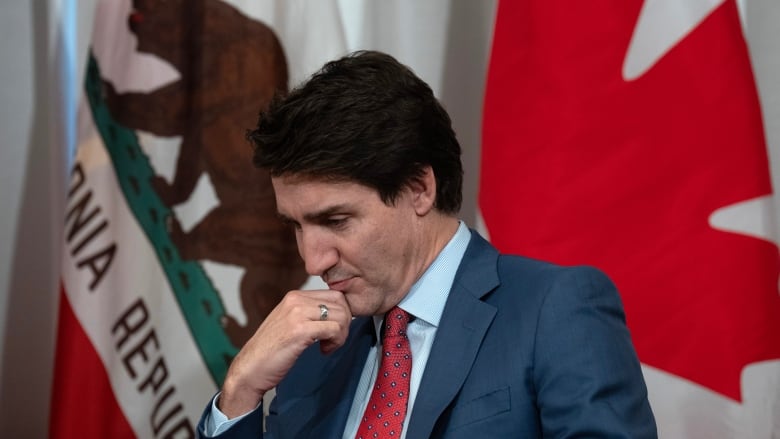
[
  {"x1": 373, "y1": 223, "x2": 410, "y2": 264},
  {"x1": 350, "y1": 228, "x2": 393, "y2": 270},
  {"x1": 347, "y1": 210, "x2": 412, "y2": 275}
]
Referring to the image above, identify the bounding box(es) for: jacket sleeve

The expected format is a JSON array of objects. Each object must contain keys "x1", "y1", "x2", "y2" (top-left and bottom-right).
[
  {"x1": 196, "y1": 393, "x2": 266, "y2": 439},
  {"x1": 533, "y1": 266, "x2": 657, "y2": 438}
]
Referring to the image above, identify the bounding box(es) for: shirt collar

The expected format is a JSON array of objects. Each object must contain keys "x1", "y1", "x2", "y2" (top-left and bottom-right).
[{"x1": 372, "y1": 221, "x2": 471, "y2": 336}]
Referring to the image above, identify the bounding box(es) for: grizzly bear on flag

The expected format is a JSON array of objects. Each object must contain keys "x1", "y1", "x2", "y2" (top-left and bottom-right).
[{"x1": 102, "y1": 0, "x2": 307, "y2": 346}]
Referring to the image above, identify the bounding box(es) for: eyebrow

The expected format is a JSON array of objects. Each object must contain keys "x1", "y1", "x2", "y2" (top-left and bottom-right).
[{"x1": 277, "y1": 204, "x2": 353, "y2": 224}]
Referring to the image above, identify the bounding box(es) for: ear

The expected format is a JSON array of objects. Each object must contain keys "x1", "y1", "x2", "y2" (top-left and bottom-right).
[{"x1": 408, "y1": 166, "x2": 437, "y2": 216}]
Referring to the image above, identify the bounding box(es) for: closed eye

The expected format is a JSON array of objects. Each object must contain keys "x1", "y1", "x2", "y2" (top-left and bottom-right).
[{"x1": 320, "y1": 216, "x2": 349, "y2": 230}]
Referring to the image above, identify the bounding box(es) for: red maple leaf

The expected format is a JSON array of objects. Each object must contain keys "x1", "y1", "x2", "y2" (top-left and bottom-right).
[{"x1": 480, "y1": 0, "x2": 780, "y2": 401}]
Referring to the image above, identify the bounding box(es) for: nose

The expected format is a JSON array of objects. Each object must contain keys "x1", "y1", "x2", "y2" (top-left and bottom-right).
[{"x1": 297, "y1": 227, "x2": 338, "y2": 277}]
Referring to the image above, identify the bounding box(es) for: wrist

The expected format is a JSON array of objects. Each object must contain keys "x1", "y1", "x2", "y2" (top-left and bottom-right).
[{"x1": 219, "y1": 379, "x2": 265, "y2": 419}]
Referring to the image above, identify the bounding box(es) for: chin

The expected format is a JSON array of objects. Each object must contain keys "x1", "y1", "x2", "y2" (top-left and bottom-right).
[{"x1": 343, "y1": 295, "x2": 374, "y2": 317}]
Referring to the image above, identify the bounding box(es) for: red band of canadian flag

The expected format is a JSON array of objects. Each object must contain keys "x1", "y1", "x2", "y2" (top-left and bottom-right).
[{"x1": 480, "y1": 0, "x2": 780, "y2": 436}]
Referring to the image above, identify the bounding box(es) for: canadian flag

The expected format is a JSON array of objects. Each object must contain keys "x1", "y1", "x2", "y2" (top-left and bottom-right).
[{"x1": 480, "y1": 0, "x2": 780, "y2": 436}]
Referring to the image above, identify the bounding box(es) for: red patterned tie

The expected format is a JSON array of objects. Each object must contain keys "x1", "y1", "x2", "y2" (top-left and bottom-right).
[{"x1": 355, "y1": 307, "x2": 412, "y2": 439}]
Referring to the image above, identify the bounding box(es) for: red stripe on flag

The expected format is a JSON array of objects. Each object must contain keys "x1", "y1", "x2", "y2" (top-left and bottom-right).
[{"x1": 50, "y1": 284, "x2": 135, "y2": 438}]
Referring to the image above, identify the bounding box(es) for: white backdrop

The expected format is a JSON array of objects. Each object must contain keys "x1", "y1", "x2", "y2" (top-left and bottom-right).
[{"x1": 0, "y1": 0, "x2": 777, "y2": 437}]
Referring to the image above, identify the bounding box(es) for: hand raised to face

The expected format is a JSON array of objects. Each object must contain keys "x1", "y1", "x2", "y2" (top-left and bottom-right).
[{"x1": 218, "y1": 289, "x2": 352, "y2": 418}]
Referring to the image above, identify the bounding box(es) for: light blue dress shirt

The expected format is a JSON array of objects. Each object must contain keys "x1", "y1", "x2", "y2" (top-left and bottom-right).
[{"x1": 208, "y1": 222, "x2": 471, "y2": 438}]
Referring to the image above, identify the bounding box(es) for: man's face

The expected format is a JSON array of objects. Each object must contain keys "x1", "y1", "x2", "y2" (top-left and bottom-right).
[{"x1": 272, "y1": 175, "x2": 424, "y2": 316}]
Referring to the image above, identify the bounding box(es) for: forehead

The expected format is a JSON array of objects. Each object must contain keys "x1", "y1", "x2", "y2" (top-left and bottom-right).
[
  {"x1": 271, "y1": 175, "x2": 380, "y2": 214},
  {"x1": 271, "y1": 174, "x2": 364, "y2": 194}
]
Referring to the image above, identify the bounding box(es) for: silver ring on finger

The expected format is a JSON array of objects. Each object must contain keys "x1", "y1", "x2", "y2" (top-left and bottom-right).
[{"x1": 319, "y1": 304, "x2": 329, "y2": 321}]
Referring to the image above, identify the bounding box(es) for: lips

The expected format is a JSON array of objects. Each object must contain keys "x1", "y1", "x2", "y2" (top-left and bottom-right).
[{"x1": 326, "y1": 277, "x2": 354, "y2": 292}]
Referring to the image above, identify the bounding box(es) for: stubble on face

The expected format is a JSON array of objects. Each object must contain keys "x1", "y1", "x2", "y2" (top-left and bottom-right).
[{"x1": 272, "y1": 176, "x2": 426, "y2": 317}]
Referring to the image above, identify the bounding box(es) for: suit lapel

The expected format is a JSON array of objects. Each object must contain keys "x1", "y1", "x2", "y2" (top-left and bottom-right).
[{"x1": 406, "y1": 232, "x2": 500, "y2": 438}]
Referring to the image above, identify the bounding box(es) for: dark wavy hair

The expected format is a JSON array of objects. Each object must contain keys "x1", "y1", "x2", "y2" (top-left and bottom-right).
[{"x1": 248, "y1": 50, "x2": 463, "y2": 214}]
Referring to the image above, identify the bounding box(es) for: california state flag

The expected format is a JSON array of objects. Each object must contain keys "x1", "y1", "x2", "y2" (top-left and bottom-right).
[
  {"x1": 50, "y1": 0, "x2": 345, "y2": 437},
  {"x1": 480, "y1": 0, "x2": 780, "y2": 437}
]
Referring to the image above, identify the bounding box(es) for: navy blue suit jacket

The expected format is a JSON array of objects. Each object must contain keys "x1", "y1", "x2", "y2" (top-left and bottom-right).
[{"x1": 198, "y1": 232, "x2": 656, "y2": 438}]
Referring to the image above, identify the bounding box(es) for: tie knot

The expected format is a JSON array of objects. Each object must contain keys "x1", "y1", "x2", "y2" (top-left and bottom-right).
[{"x1": 383, "y1": 307, "x2": 411, "y2": 339}]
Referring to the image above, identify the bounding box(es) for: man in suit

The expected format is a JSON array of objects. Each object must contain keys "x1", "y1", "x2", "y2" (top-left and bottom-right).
[{"x1": 198, "y1": 50, "x2": 656, "y2": 438}]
